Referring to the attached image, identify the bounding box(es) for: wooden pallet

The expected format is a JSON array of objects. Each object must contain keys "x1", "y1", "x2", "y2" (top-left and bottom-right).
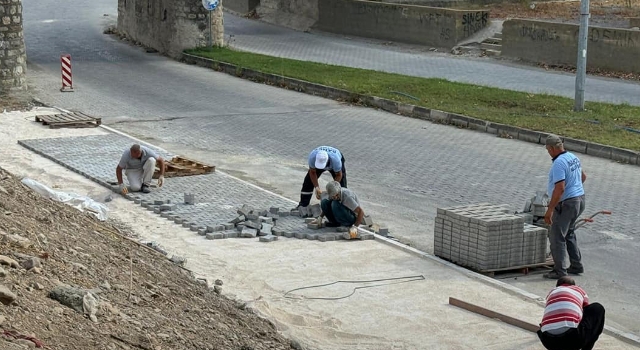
[
  {"x1": 153, "y1": 156, "x2": 215, "y2": 179},
  {"x1": 35, "y1": 112, "x2": 102, "y2": 129},
  {"x1": 478, "y1": 258, "x2": 555, "y2": 278}
]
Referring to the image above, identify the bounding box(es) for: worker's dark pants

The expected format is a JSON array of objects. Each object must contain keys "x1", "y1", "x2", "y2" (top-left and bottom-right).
[
  {"x1": 537, "y1": 303, "x2": 605, "y2": 350},
  {"x1": 298, "y1": 156, "x2": 347, "y2": 208},
  {"x1": 320, "y1": 199, "x2": 356, "y2": 227},
  {"x1": 549, "y1": 195, "x2": 586, "y2": 275}
]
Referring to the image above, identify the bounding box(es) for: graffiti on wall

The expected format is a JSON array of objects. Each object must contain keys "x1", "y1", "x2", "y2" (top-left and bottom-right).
[
  {"x1": 461, "y1": 11, "x2": 488, "y2": 37},
  {"x1": 576, "y1": 27, "x2": 637, "y2": 47},
  {"x1": 520, "y1": 25, "x2": 559, "y2": 41}
]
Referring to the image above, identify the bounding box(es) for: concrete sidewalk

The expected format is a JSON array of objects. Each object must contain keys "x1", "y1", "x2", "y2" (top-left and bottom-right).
[
  {"x1": 1, "y1": 107, "x2": 635, "y2": 349},
  {"x1": 224, "y1": 14, "x2": 640, "y2": 106}
]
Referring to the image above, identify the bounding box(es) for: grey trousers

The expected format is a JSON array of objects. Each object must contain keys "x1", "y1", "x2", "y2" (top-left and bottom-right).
[{"x1": 549, "y1": 195, "x2": 586, "y2": 274}]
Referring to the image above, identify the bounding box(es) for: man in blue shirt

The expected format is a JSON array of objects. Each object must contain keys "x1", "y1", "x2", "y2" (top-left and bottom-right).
[
  {"x1": 296, "y1": 146, "x2": 347, "y2": 209},
  {"x1": 544, "y1": 134, "x2": 587, "y2": 279}
]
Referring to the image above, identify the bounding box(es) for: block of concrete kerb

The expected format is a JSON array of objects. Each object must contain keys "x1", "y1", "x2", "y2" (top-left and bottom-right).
[
  {"x1": 160, "y1": 212, "x2": 172, "y2": 218},
  {"x1": 154, "y1": 200, "x2": 166, "y2": 205},
  {"x1": 224, "y1": 223, "x2": 235, "y2": 230},
  {"x1": 377, "y1": 227, "x2": 389, "y2": 236},
  {"x1": 272, "y1": 229, "x2": 284, "y2": 236},
  {"x1": 174, "y1": 218, "x2": 185, "y2": 224},
  {"x1": 284, "y1": 231, "x2": 294, "y2": 238},
  {"x1": 294, "y1": 232, "x2": 306, "y2": 239},
  {"x1": 190, "y1": 224, "x2": 199, "y2": 232},
  {"x1": 270, "y1": 207, "x2": 279, "y2": 214},
  {"x1": 198, "y1": 228, "x2": 207, "y2": 236},
  {"x1": 182, "y1": 221, "x2": 191, "y2": 228},
  {"x1": 306, "y1": 233, "x2": 319, "y2": 240},
  {"x1": 206, "y1": 232, "x2": 224, "y2": 240},
  {"x1": 241, "y1": 227, "x2": 258, "y2": 238},
  {"x1": 259, "y1": 235, "x2": 278, "y2": 242},
  {"x1": 184, "y1": 193, "x2": 195, "y2": 205}
]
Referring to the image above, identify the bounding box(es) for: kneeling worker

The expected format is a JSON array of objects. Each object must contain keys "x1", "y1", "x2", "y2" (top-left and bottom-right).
[
  {"x1": 316, "y1": 181, "x2": 364, "y2": 239},
  {"x1": 537, "y1": 276, "x2": 605, "y2": 350},
  {"x1": 116, "y1": 144, "x2": 166, "y2": 194}
]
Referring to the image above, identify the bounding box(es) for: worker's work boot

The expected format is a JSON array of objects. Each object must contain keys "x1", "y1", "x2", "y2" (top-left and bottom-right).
[
  {"x1": 567, "y1": 266, "x2": 584, "y2": 275},
  {"x1": 543, "y1": 270, "x2": 567, "y2": 280},
  {"x1": 141, "y1": 184, "x2": 151, "y2": 193}
]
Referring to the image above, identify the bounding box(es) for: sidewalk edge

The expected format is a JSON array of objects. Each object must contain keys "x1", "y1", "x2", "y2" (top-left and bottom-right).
[{"x1": 180, "y1": 52, "x2": 640, "y2": 167}]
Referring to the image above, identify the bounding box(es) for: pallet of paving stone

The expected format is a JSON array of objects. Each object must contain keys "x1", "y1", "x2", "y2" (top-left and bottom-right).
[
  {"x1": 474, "y1": 257, "x2": 554, "y2": 278},
  {"x1": 34, "y1": 112, "x2": 102, "y2": 129},
  {"x1": 153, "y1": 156, "x2": 215, "y2": 178}
]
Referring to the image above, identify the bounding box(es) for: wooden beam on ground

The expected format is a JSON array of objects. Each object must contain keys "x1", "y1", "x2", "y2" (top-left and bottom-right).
[{"x1": 448, "y1": 297, "x2": 540, "y2": 333}]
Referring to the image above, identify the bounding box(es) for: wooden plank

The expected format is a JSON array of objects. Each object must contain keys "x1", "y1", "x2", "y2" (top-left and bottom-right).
[
  {"x1": 448, "y1": 297, "x2": 540, "y2": 333},
  {"x1": 480, "y1": 259, "x2": 553, "y2": 273}
]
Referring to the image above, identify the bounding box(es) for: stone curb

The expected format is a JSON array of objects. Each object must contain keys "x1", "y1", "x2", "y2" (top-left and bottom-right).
[
  {"x1": 181, "y1": 52, "x2": 640, "y2": 167},
  {"x1": 25, "y1": 102, "x2": 640, "y2": 347}
]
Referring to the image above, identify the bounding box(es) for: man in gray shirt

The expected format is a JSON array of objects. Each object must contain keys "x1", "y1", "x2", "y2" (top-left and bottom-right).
[
  {"x1": 116, "y1": 144, "x2": 166, "y2": 194},
  {"x1": 316, "y1": 181, "x2": 365, "y2": 239}
]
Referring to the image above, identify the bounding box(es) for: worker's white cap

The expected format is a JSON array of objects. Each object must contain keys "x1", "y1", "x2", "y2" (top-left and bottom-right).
[{"x1": 315, "y1": 150, "x2": 329, "y2": 169}]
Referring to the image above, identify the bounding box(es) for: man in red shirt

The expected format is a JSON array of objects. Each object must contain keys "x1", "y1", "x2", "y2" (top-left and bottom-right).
[{"x1": 537, "y1": 276, "x2": 605, "y2": 350}]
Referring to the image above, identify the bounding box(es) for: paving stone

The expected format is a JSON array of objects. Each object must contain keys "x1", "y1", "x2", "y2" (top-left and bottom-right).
[
  {"x1": 269, "y1": 207, "x2": 279, "y2": 214},
  {"x1": 160, "y1": 204, "x2": 177, "y2": 211},
  {"x1": 318, "y1": 234, "x2": 336, "y2": 242},
  {"x1": 223, "y1": 232, "x2": 238, "y2": 239},
  {"x1": 259, "y1": 210, "x2": 269, "y2": 216},
  {"x1": 230, "y1": 215, "x2": 245, "y2": 224},
  {"x1": 305, "y1": 218, "x2": 315, "y2": 224},
  {"x1": 154, "y1": 200, "x2": 166, "y2": 205},
  {"x1": 206, "y1": 232, "x2": 224, "y2": 240},
  {"x1": 294, "y1": 232, "x2": 306, "y2": 239},
  {"x1": 378, "y1": 227, "x2": 389, "y2": 236},
  {"x1": 190, "y1": 224, "x2": 199, "y2": 232},
  {"x1": 154, "y1": 207, "x2": 161, "y2": 214},
  {"x1": 184, "y1": 193, "x2": 195, "y2": 205},
  {"x1": 306, "y1": 233, "x2": 319, "y2": 240},
  {"x1": 246, "y1": 213, "x2": 259, "y2": 220},
  {"x1": 244, "y1": 220, "x2": 261, "y2": 229},
  {"x1": 289, "y1": 210, "x2": 299, "y2": 217},
  {"x1": 224, "y1": 223, "x2": 235, "y2": 230},
  {"x1": 259, "y1": 235, "x2": 278, "y2": 242},
  {"x1": 182, "y1": 222, "x2": 191, "y2": 228},
  {"x1": 175, "y1": 218, "x2": 185, "y2": 224},
  {"x1": 283, "y1": 232, "x2": 294, "y2": 238},
  {"x1": 198, "y1": 228, "x2": 207, "y2": 236},
  {"x1": 272, "y1": 229, "x2": 284, "y2": 236},
  {"x1": 261, "y1": 223, "x2": 273, "y2": 235},
  {"x1": 134, "y1": 199, "x2": 142, "y2": 204},
  {"x1": 279, "y1": 211, "x2": 289, "y2": 217},
  {"x1": 307, "y1": 223, "x2": 319, "y2": 230},
  {"x1": 241, "y1": 227, "x2": 258, "y2": 238}
]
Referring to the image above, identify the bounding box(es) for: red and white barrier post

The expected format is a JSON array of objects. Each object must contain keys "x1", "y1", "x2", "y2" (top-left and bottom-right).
[{"x1": 60, "y1": 54, "x2": 74, "y2": 92}]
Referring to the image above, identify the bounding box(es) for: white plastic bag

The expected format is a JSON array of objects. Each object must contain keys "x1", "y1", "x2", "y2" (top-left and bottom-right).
[{"x1": 21, "y1": 178, "x2": 109, "y2": 221}]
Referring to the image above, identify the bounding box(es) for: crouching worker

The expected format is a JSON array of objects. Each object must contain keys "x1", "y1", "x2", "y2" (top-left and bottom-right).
[
  {"x1": 316, "y1": 181, "x2": 364, "y2": 239},
  {"x1": 537, "y1": 276, "x2": 605, "y2": 350}
]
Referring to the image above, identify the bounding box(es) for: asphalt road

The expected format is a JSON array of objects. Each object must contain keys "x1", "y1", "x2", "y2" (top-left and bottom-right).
[{"x1": 21, "y1": 0, "x2": 640, "y2": 337}]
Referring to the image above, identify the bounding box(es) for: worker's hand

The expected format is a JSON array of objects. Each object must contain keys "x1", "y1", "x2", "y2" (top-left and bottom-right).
[
  {"x1": 349, "y1": 225, "x2": 358, "y2": 239},
  {"x1": 312, "y1": 217, "x2": 323, "y2": 228},
  {"x1": 544, "y1": 209, "x2": 553, "y2": 225},
  {"x1": 157, "y1": 175, "x2": 164, "y2": 188},
  {"x1": 119, "y1": 184, "x2": 128, "y2": 195},
  {"x1": 315, "y1": 186, "x2": 322, "y2": 200}
]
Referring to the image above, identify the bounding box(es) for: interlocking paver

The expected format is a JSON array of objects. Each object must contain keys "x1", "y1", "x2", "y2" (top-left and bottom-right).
[{"x1": 18, "y1": 134, "x2": 371, "y2": 244}]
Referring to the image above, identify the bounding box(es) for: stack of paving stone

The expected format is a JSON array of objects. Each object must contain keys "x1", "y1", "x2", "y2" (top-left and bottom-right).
[{"x1": 434, "y1": 203, "x2": 548, "y2": 272}]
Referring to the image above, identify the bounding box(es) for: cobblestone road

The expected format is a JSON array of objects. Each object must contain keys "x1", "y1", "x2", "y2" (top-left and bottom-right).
[{"x1": 225, "y1": 15, "x2": 640, "y2": 106}]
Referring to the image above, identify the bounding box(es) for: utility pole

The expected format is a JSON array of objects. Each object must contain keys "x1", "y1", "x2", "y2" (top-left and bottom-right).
[{"x1": 574, "y1": 0, "x2": 590, "y2": 111}]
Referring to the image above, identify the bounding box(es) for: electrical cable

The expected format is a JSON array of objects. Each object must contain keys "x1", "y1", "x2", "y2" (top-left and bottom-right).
[{"x1": 283, "y1": 275, "x2": 426, "y2": 301}]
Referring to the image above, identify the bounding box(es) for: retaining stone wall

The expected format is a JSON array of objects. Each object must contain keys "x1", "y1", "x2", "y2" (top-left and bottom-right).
[
  {"x1": 117, "y1": 0, "x2": 220, "y2": 58},
  {"x1": 315, "y1": 0, "x2": 489, "y2": 49},
  {"x1": 0, "y1": 0, "x2": 27, "y2": 93},
  {"x1": 502, "y1": 19, "x2": 640, "y2": 74}
]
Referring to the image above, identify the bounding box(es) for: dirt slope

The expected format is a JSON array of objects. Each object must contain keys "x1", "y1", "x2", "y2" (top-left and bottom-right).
[{"x1": 0, "y1": 167, "x2": 296, "y2": 350}]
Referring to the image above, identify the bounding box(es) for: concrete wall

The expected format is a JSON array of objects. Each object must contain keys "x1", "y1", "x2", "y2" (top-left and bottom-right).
[
  {"x1": 315, "y1": 0, "x2": 489, "y2": 49},
  {"x1": 630, "y1": 17, "x2": 640, "y2": 28},
  {"x1": 226, "y1": 0, "x2": 260, "y2": 14},
  {"x1": 502, "y1": 19, "x2": 640, "y2": 74},
  {"x1": 0, "y1": 0, "x2": 27, "y2": 93},
  {"x1": 117, "y1": 0, "x2": 211, "y2": 58},
  {"x1": 256, "y1": 0, "x2": 319, "y2": 31}
]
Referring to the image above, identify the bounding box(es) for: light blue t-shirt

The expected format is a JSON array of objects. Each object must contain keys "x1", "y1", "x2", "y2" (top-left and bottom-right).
[
  {"x1": 548, "y1": 152, "x2": 584, "y2": 202},
  {"x1": 118, "y1": 146, "x2": 159, "y2": 170},
  {"x1": 308, "y1": 146, "x2": 343, "y2": 172}
]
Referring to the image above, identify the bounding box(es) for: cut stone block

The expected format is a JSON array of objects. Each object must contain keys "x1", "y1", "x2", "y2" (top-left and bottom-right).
[
  {"x1": 318, "y1": 234, "x2": 336, "y2": 242},
  {"x1": 270, "y1": 207, "x2": 279, "y2": 214},
  {"x1": 272, "y1": 229, "x2": 284, "y2": 236},
  {"x1": 182, "y1": 222, "x2": 191, "y2": 228},
  {"x1": 152, "y1": 207, "x2": 161, "y2": 213},
  {"x1": 190, "y1": 224, "x2": 199, "y2": 232},
  {"x1": 284, "y1": 232, "x2": 294, "y2": 238},
  {"x1": 206, "y1": 232, "x2": 224, "y2": 240},
  {"x1": 174, "y1": 218, "x2": 185, "y2": 224},
  {"x1": 307, "y1": 223, "x2": 319, "y2": 230},
  {"x1": 259, "y1": 210, "x2": 269, "y2": 216},
  {"x1": 259, "y1": 235, "x2": 278, "y2": 242},
  {"x1": 236, "y1": 223, "x2": 245, "y2": 232},
  {"x1": 224, "y1": 223, "x2": 235, "y2": 230},
  {"x1": 360, "y1": 233, "x2": 375, "y2": 240},
  {"x1": 294, "y1": 232, "x2": 306, "y2": 239},
  {"x1": 197, "y1": 228, "x2": 207, "y2": 236},
  {"x1": 279, "y1": 211, "x2": 290, "y2": 217},
  {"x1": 305, "y1": 218, "x2": 316, "y2": 224},
  {"x1": 246, "y1": 213, "x2": 259, "y2": 220},
  {"x1": 378, "y1": 227, "x2": 389, "y2": 236},
  {"x1": 259, "y1": 216, "x2": 273, "y2": 223},
  {"x1": 184, "y1": 193, "x2": 195, "y2": 205},
  {"x1": 237, "y1": 205, "x2": 251, "y2": 217},
  {"x1": 306, "y1": 233, "x2": 319, "y2": 240},
  {"x1": 241, "y1": 227, "x2": 258, "y2": 238},
  {"x1": 154, "y1": 200, "x2": 166, "y2": 205},
  {"x1": 160, "y1": 204, "x2": 176, "y2": 211}
]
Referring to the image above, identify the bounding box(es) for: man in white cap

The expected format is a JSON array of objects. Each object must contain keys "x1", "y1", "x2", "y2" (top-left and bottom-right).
[
  {"x1": 543, "y1": 134, "x2": 587, "y2": 280},
  {"x1": 296, "y1": 146, "x2": 347, "y2": 209}
]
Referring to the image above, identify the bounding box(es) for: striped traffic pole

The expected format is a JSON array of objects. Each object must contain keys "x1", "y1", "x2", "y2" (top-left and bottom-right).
[{"x1": 60, "y1": 54, "x2": 74, "y2": 92}]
